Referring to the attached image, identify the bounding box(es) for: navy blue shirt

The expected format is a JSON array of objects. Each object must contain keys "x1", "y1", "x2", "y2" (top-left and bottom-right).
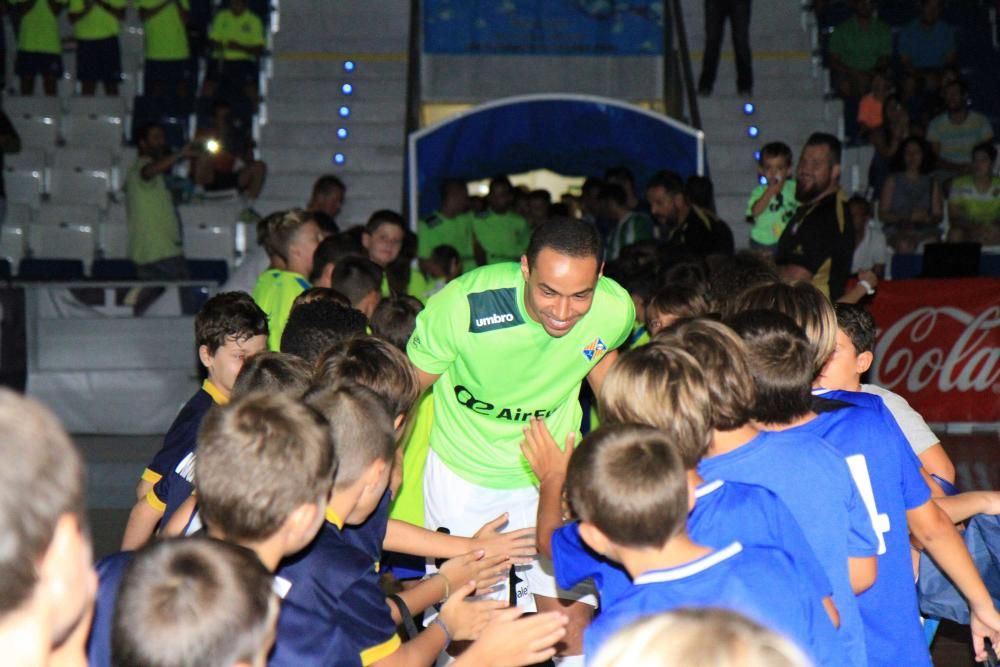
[{"x1": 86, "y1": 551, "x2": 134, "y2": 667}]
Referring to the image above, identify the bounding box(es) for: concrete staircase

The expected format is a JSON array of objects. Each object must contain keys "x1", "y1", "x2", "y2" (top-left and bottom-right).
[
  {"x1": 680, "y1": 1, "x2": 841, "y2": 246},
  {"x1": 256, "y1": 1, "x2": 409, "y2": 227}
]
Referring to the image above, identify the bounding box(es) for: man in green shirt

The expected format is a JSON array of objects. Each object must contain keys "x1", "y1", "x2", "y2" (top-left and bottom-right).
[
  {"x1": 408, "y1": 218, "x2": 634, "y2": 663},
  {"x1": 600, "y1": 181, "x2": 655, "y2": 260},
  {"x1": 13, "y1": 0, "x2": 66, "y2": 96},
  {"x1": 472, "y1": 176, "x2": 531, "y2": 265},
  {"x1": 418, "y1": 178, "x2": 476, "y2": 273},
  {"x1": 203, "y1": 0, "x2": 265, "y2": 103},
  {"x1": 68, "y1": 0, "x2": 126, "y2": 95},
  {"x1": 125, "y1": 123, "x2": 197, "y2": 314},
  {"x1": 828, "y1": 0, "x2": 892, "y2": 98},
  {"x1": 138, "y1": 0, "x2": 192, "y2": 99}
]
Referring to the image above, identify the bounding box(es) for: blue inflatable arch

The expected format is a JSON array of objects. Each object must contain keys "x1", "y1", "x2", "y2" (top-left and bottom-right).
[{"x1": 407, "y1": 94, "x2": 706, "y2": 223}]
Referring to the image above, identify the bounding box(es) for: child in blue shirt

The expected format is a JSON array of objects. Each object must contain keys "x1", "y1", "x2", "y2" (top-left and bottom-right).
[{"x1": 562, "y1": 423, "x2": 846, "y2": 665}]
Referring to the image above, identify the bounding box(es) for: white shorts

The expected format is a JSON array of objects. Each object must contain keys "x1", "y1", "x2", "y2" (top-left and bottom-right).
[{"x1": 423, "y1": 449, "x2": 596, "y2": 612}]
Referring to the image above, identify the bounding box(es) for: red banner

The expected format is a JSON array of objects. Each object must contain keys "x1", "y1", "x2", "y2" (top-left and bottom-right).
[{"x1": 869, "y1": 278, "x2": 1000, "y2": 423}]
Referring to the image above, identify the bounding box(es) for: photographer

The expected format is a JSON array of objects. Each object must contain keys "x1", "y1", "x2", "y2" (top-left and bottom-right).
[{"x1": 191, "y1": 97, "x2": 267, "y2": 211}]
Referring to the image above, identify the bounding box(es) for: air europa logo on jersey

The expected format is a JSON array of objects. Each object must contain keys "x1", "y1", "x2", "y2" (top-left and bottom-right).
[
  {"x1": 468, "y1": 287, "x2": 524, "y2": 333},
  {"x1": 453, "y1": 385, "x2": 555, "y2": 421},
  {"x1": 582, "y1": 338, "x2": 607, "y2": 362}
]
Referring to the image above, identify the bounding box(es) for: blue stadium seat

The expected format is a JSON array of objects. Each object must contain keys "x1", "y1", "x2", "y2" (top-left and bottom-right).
[
  {"x1": 18, "y1": 258, "x2": 86, "y2": 281},
  {"x1": 187, "y1": 259, "x2": 229, "y2": 284},
  {"x1": 890, "y1": 253, "x2": 922, "y2": 279},
  {"x1": 91, "y1": 259, "x2": 138, "y2": 280},
  {"x1": 981, "y1": 254, "x2": 1000, "y2": 278}
]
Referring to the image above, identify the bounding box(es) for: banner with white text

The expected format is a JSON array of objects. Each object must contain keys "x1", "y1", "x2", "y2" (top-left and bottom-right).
[{"x1": 869, "y1": 278, "x2": 1000, "y2": 423}]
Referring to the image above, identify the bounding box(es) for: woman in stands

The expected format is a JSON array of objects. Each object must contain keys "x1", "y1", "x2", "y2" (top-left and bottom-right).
[
  {"x1": 878, "y1": 136, "x2": 942, "y2": 254},
  {"x1": 867, "y1": 95, "x2": 912, "y2": 199}
]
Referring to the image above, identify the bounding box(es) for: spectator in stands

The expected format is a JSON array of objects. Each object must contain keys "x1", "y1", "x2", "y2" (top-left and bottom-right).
[
  {"x1": 947, "y1": 142, "x2": 1000, "y2": 245},
  {"x1": 418, "y1": 178, "x2": 475, "y2": 273},
  {"x1": 829, "y1": 0, "x2": 891, "y2": 100},
  {"x1": 191, "y1": 98, "x2": 268, "y2": 212},
  {"x1": 579, "y1": 177, "x2": 603, "y2": 225},
  {"x1": 848, "y1": 196, "x2": 887, "y2": 278},
  {"x1": 0, "y1": 109, "x2": 22, "y2": 233},
  {"x1": 472, "y1": 176, "x2": 530, "y2": 265},
  {"x1": 685, "y1": 175, "x2": 717, "y2": 213},
  {"x1": 646, "y1": 170, "x2": 734, "y2": 260},
  {"x1": 126, "y1": 123, "x2": 198, "y2": 314},
  {"x1": 697, "y1": 0, "x2": 752, "y2": 96},
  {"x1": 868, "y1": 94, "x2": 913, "y2": 198},
  {"x1": 879, "y1": 137, "x2": 942, "y2": 254},
  {"x1": 604, "y1": 166, "x2": 645, "y2": 213},
  {"x1": 306, "y1": 174, "x2": 346, "y2": 234},
  {"x1": 927, "y1": 80, "x2": 995, "y2": 179},
  {"x1": 898, "y1": 0, "x2": 956, "y2": 96},
  {"x1": 858, "y1": 70, "x2": 891, "y2": 135},
  {"x1": 203, "y1": 0, "x2": 264, "y2": 103},
  {"x1": 775, "y1": 133, "x2": 854, "y2": 301},
  {"x1": 68, "y1": 0, "x2": 126, "y2": 96},
  {"x1": 13, "y1": 0, "x2": 66, "y2": 96},
  {"x1": 601, "y1": 182, "x2": 655, "y2": 261},
  {"x1": 138, "y1": 0, "x2": 192, "y2": 100},
  {"x1": 526, "y1": 189, "x2": 551, "y2": 228},
  {"x1": 746, "y1": 142, "x2": 797, "y2": 256}
]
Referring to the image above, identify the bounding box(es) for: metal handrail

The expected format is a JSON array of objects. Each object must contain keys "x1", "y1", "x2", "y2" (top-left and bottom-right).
[
  {"x1": 668, "y1": 0, "x2": 701, "y2": 130},
  {"x1": 403, "y1": 0, "x2": 423, "y2": 216}
]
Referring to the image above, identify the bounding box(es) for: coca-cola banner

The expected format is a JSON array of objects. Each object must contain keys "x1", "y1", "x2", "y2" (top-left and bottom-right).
[{"x1": 870, "y1": 278, "x2": 1000, "y2": 423}]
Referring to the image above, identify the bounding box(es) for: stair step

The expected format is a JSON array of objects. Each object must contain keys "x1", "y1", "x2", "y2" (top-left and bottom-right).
[
  {"x1": 261, "y1": 121, "x2": 404, "y2": 148},
  {"x1": 265, "y1": 145, "x2": 404, "y2": 174},
  {"x1": 265, "y1": 98, "x2": 406, "y2": 123},
  {"x1": 267, "y1": 77, "x2": 407, "y2": 102},
  {"x1": 272, "y1": 56, "x2": 407, "y2": 80}
]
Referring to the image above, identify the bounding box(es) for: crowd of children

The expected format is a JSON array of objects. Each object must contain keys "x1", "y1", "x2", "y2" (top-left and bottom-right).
[{"x1": 3, "y1": 184, "x2": 1000, "y2": 667}]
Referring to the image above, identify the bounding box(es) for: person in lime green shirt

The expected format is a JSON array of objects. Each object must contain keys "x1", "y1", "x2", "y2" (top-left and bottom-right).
[
  {"x1": 407, "y1": 218, "x2": 634, "y2": 660},
  {"x1": 418, "y1": 178, "x2": 476, "y2": 273},
  {"x1": 252, "y1": 209, "x2": 324, "y2": 350},
  {"x1": 13, "y1": 0, "x2": 66, "y2": 96},
  {"x1": 203, "y1": 0, "x2": 264, "y2": 102},
  {"x1": 746, "y1": 142, "x2": 797, "y2": 256},
  {"x1": 68, "y1": 0, "x2": 125, "y2": 95},
  {"x1": 138, "y1": 0, "x2": 193, "y2": 99},
  {"x1": 472, "y1": 176, "x2": 531, "y2": 265}
]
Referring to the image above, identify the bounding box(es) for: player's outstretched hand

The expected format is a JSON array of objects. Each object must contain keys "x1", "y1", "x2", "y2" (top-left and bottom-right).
[
  {"x1": 521, "y1": 417, "x2": 575, "y2": 486},
  {"x1": 454, "y1": 607, "x2": 569, "y2": 667},
  {"x1": 438, "y1": 580, "x2": 508, "y2": 641},
  {"x1": 970, "y1": 603, "x2": 1000, "y2": 662},
  {"x1": 439, "y1": 550, "x2": 511, "y2": 596},
  {"x1": 471, "y1": 513, "x2": 537, "y2": 565}
]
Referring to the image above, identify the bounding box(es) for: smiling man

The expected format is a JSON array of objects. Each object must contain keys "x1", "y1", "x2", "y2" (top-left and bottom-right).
[
  {"x1": 407, "y1": 217, "x2": 634, "y2": 662},
  {"x1": 775, "y1": 133, "x2": 854, "y2": 301}
]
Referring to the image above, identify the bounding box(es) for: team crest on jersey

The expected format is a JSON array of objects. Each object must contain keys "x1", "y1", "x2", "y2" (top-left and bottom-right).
[{"x1": 582, "y1": 338, "x2": 607, "y2": 362}]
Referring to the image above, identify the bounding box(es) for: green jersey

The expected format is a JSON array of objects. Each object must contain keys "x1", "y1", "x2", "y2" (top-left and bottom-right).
[
  {"x1": 125, "y1": 157, "x2": 182, "y2": 265},
  {"x1": 472, "y1": 210, "x2": 530, "y2": 265},
  {"x1": 746, "y1": 179, "x2": 798, "y2": 246},
  {"x1": 407, "y1": 262, "x2": 634, "y2": 489},
  {"x1": 69, "y1": 0, "x2": 125, "y2": 40},
  {"x1": 389, "y1": 391, "x2": 434, "y2": 526},
  {"x1": 138, "y1": 0, "x2": 189, "y2": 60},
  {"x1": 15, "y1": 0, "x2": 66, "y2": 54},
  {"x1": 418, "y1": 211, "x2": 476, "y2": 273},
  {"x1": 252, "y1": 269, "x2": 309, "y2": 351},
  {"x1": 607, "y1": 211, "x2": 656, "y2": 259},
  {"x1": 209, "y1": 8, "x2": 264, "y2": 61}
]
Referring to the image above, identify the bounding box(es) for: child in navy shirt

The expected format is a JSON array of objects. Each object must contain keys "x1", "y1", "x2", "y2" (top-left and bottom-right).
[{"x1": 562, "y1": 423, "x2": 846, "y2": 665}]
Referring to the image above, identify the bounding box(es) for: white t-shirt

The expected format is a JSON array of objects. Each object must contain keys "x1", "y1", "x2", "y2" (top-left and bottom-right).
[
  {"x1": 860, "y1": 383, "x2": 939, "y2": 455},
  {"x1": 851, "y1": 220, "x2": 888, "y2": 273}
]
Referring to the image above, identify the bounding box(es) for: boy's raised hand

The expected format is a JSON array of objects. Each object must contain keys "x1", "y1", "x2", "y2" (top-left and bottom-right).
[
  {"x1": 471, "y1": 513, "x2": 536, "y2": 565},
  {"x1": 438, "y1": 580, "x2": 509, "y2": 641},
  {"x1": 439, "y1": 550, "x2": 511, "y2": 596},
  {"x1": 455, "y1": 607, "x2": 569, "y2": 667},
  {"x1": 521, "y1": 417, "x2": 575, "y2": 487},
  {"x1": 970, "y1": 604, "x2": 1000, "y2": 663}
]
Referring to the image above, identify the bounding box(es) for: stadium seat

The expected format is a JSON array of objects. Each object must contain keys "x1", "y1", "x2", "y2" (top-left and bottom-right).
[
  {"x1": 181, "y1": 207, "x2": 237, "y2": 263},
  {"x1": 187, "y1": 259, "x2": 229, "y2": 284},
  {"x1": 98, "y1": 204, "x2": 129, "y2": 258},
  {"x1": 0, "y1": 204, "x2": 29, "y2": 268},
  {"x1": 6, "y1": 97, "x2": 60, "y2": 149},
  {"x1": 890, "y1": 253, "x2": 922, "y2": 280},
  {"x1": 91, "y1": 258, "x2": 137, "y2": 280},
  {"x1": 62, "y1": 104, "x2": 126, "y2": 152},
  {"x1": 29, "y1": 204, "x2": 100, "y2": 269},
  {"x1": 49, "y1": 148, "x2": 114, "y2": 207},
  {"x1": 131, "y1": 96, "x2": 192, "y2": 149},
  {"x1": 18, "y1": 258, "x2": 86, "y2": 281},
  {"x1": 4, "y1": 167, "x2": 45, "y2": 208}
]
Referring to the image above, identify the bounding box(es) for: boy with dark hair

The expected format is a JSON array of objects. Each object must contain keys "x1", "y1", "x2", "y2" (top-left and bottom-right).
[
  {"x1": 746, "y1": 142, "x2": 797, "y2": 255},
  {"x1": 369, "y1": 296, "x2": 424, "y2": 352},
  {"x1": 363, "y1": 210, "x2": 407, "y2": 278},
  {"x1": 704, "y1": 311, "x2": 878, "y2": 666},
  {"x1": 736, "y1": 285, "x2": 1000, "y2": 665},
  {"x1": 0, "y1": 390, "x2": 94, "y2": 666},
  {"x1": 330, "y1": 255, "x2": 384, "y2": 317},
  {"x1": 253, "y1": 209, "x2": 325, "y2": 350},
  {"x1": 279, "y1": 299, "x2": 368, "y2": 364},
  {"x1": 565, "y1": 424, "x2": 844, "y2": 664},
  {"x1": 310, "y1": 231, "x2": 365, "y2": 286},
  {"x1": 819, "y1": 303, "x2": 956, "y2": 489},
  {"x1": 644, "y1": 285, "x2": 711, "y2": 337},
  {"x1": 231, "y1": 351, "x2": 313, "y2": 399},
  {"x1": 291, "y1": 286, "x2": 352, "y2": 310},
  {"x1": 112, "y1": 537, "x2": 279, "y2": 667},
  {"x1": 124, "y1": 291, "x2": 268, "y2": 550},
  {"x1": 410, "y1": 244, "x2": 461, "y2": 303},
  {"x1": 89, "y1": 392, "x2": 337, "y2": 667}
]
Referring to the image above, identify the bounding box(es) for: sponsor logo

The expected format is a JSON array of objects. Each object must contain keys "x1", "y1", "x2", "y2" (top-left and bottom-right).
[
  {"x1": 453, "y1": 384, "x2": 554, "y2": 421},
  {"x1": 475, "y1": 312, "x2": 516, "y2": 328},
  {"x1": 582, "y1": 337, "x2": 607, "y2": 362},
  {"x1": 873, "y1": 305, "x2": 1000, "y2": 393},
  {"x1": 468, "y1": 288, "x2": 524, "y2": 333}
]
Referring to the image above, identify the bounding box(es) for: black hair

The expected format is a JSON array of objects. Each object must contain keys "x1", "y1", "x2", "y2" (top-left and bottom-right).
[
  {"x1": 311, "y1": 233, "x2": 365, "y2": 282},
  {"x1": 330, "y1": 256, "x2": 383, "y2": 308},
  {"x1": 889, "y1": 136, "x2": 935, "y2": 174},
  {"x1": 685, "y1": 175, "x2": 715, "y2": 211},
  {"x1": 280, "y1": 300, "x2": 368, "y2": 364},
  {"x1": 704, "y1": 251, "x2": 779, "y2": 316},
  {"x1": 646, "y1": 170, "x2": 685, "y2": 196},
  {"x1": 604, "y1": 166, "x2": 635, "y2": 186},
  {"x1": 369, "y1": 296, "x2": 424, "y2": 351},
  {"x1": 525, "y1": 217, "x2": 604, "y2": 268},
  {"x1": 439, "y1": 178, "x2": 467, "y2": 201},
  {"x1": 759, "y1": 142, "x2": 794, "y2": 165},
  {"x1": 804, "y1": 132, "x2": 842, "y2": 165},
  {"x1": 430, "y1": 244, "x2": 460, "y2": 272},
  {"x1": 598, "y1": 182, "x2": 629, "y2": 208},
  {"x1": 364, "y1": 209, "x2": 406, "y2": 235},
  {"x1": 833, "y1": 303, "x2": 877, "y2": 354},
  {"x1": 972, "y1": 141, "x2": 997, "y2": 163}
]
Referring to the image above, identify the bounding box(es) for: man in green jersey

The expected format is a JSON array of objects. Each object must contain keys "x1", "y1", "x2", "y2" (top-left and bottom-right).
[
  {"x1": 472, "y1": 176, "x2": 531, "y2": 265},
  {"x1": 407, "y1": 218, "x2": 634, "y2": 663},
  {"x1": 68, "y1": 0, "x2": 126, "y2": 95},
  {"x1": 13, "y1": 0, "x2": 66, "y2": 96},
  {"x1": 138, "y1": 0, "x2": 193, "y2": 99},
  {"x1": 418, "y1": 178, "x2": 475, "y2": 273}
]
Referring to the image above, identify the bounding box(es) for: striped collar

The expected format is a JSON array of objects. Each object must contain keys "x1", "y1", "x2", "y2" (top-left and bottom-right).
[
  {"x1": 633, "y1": 542, "x2": 743, "y2": 585},
  {"x1": 325, "y1": 506, "x2": 345, "y2": 529},
  {"x1": 202, "y1": 379, "x2": 229, "y2": 405},
  {"x1": 695, "y1": 479, "x2": 724, "y2": 498}
]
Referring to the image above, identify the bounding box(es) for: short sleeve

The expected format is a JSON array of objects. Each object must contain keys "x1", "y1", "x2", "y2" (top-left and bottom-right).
[
  {"x1": 782, "y1": 216, "x2": 837, "y2": 275},
  {"x1": 406, "y1": 281, "x2": 465, "y2": 375},
  {"x1": 146, "y1": 483, "x2": 167, "y2": 512},
  {"x1": 894, "y1": 420, "x2": 933, "y2": 510},
  {"x1": 247, "y1": 14, "x2": 266, "y2": 45},
  {"x1": 551, "y1": 522, "x2": 600, "y2": 590},
  {"x1": 208, "y1": 12, "x2": 224, "y2": 41},
  {"x1": 336, "y1": 572, "x2": 401, "y2": 666},
  {"x1": 876, "y1": 389, "x2": 938, "y2": 456},
  {"x1": 745, "y1": 185, "x2": 763, "y2": 217}
]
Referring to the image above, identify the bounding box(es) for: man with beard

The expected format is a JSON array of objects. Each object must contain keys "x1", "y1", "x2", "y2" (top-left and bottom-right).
[
  {"x1": 646, "y1": 170, "x2": 733, "y2": 261},
  {"x1": 775, "y1": 133, "x2": 854, "y2": 301},
  {"x1": 126, "y1": 124, "x2": 199, "y2": 312}
]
